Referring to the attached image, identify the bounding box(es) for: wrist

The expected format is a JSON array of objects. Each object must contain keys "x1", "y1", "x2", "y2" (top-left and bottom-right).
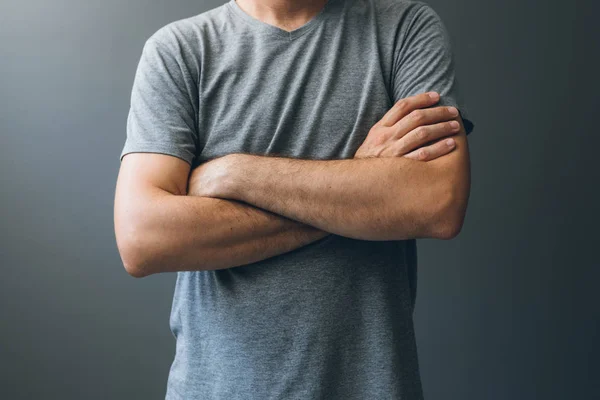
[{"x1": 221, "y1": 153, "x2": 251, "y2": 200}]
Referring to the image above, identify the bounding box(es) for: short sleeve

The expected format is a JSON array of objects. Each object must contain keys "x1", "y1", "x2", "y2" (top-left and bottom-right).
[
  {"x1": 392, "y1": 3, "x2": 475, "y2": 135},
  {"x1": 120, "y1": 36, "x2": 199, "y2": 165}
]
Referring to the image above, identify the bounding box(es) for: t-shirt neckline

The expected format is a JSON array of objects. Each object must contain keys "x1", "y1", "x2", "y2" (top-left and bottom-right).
[{"x1": 226, "y1": 0, "x2": 337, "y2": 40}]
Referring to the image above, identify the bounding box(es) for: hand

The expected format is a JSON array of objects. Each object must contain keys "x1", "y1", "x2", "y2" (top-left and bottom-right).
[
  {"x1": 354, "y1": 91, "x2": 462, "y2": 161},
  {"x1": 187, "y1": 154, "x2": 240, "y2": 198}
]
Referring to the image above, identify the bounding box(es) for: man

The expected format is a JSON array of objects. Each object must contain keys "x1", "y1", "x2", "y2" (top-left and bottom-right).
[{"x1": 114, "y1": 0, "x2": 475, "y2": 398}]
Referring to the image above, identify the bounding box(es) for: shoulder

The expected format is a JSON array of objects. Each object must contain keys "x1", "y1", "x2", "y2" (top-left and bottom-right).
[
  {"x1": 358, "y1": 0, "x2": 442, "y2": 37},
  {"x1": 145, "y1": 3, "x2": 229, "y2": 53},
  {"x1": 370, "y1": 0, "x2": 444, "y2": 27},
  {"x1": 138, "y1": 4, "x2": 230, "y2": 75}
]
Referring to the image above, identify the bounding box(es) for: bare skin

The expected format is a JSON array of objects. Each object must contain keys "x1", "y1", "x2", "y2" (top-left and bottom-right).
[{"x1": 115, "y1": 91, "x2": 467, "y2": 277}]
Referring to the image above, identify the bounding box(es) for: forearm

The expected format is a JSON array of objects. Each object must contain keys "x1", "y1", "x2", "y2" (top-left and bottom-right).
[
  {"x1": 117, "y1": 188, "x2": 330, "y2": 277},
  {"x1": 219, "y1": 152, "x2": 464, "y2": 241}
]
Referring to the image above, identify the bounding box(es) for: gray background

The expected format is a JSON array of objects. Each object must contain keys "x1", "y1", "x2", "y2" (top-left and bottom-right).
[{"x1": 1, "y1": 0, "x2": 598, "y2": 399}]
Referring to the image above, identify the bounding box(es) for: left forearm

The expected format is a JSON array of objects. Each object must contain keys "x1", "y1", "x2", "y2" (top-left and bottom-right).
[{"x1": 220, "y1": 154, "x2": 459, "y2": 241}]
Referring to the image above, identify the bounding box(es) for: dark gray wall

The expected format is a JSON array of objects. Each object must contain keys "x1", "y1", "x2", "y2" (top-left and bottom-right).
[{"x1": 1, "y1": 0, "x2": 598, "y2": 399}]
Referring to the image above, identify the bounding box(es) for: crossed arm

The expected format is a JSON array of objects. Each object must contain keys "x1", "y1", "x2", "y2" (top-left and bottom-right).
[
  {"x1": 190, "y1": 130, "x2": 469, "y2": 242},
  {"x1": 115, "y1": 134, "x2": 470, "y2": 277},
  {"x1": 115, "y1": 97, "x2": 470, "y2": 278}
]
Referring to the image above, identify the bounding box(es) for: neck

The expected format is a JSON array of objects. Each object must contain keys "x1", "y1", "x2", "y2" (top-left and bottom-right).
[{"x1": 234, "y1": 0, "x2": 329, "y2": 31}]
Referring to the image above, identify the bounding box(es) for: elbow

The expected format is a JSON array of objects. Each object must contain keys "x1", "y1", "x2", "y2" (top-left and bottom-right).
[
  {"x1": 431, "y1": 214, "x2": 464, "y2": 240},
  {"x1": 116, "y1": 228, "x2": 154, "y2": 278},
  {"x1": 428, "y1": 186, "x2": 468, "y2": 240},
  {"x1": 122, "y1": 256, "x2": 150, "y2": 279},
  {"x1": 120, "y1": 246, "x2": 152, "y2": 278}
]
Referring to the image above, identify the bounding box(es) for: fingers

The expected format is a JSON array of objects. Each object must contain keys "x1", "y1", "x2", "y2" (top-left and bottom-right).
[
  {"x1": 392, "y1": 106, "x2": 460, "y2": 140},
  {"x1": 403, "y1": 137, "x2": 457, "y2": 161},
  {"x1": 379, "y1": 91, "x2": 440, "y2": 127},
  {"x1": 392, "y1": 119, "x2": 460, "y2": 156}
]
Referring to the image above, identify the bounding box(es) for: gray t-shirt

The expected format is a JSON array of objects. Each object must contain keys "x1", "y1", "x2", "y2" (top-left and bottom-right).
[{"x1": 120, "y1": 0, "x2": 474, "y2": 398}]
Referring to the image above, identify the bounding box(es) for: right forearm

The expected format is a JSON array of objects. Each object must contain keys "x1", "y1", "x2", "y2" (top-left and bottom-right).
[{"x1": 117, "y1": 187, "x2": 330, "y2": 277}]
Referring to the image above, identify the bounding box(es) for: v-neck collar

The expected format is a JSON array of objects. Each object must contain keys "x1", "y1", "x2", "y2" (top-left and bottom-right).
[{"x1": 226, "y1": 0, "x2": 338, "y2": 40}]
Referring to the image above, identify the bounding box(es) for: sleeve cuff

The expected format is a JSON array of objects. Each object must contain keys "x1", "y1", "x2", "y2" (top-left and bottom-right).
[{"x1": 120, "y1": 140, "x2": 195, "y2": 166}]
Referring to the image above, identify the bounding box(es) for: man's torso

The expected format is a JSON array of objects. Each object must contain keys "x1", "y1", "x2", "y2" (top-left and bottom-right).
[{"x1": 157, "y1": 0, "x2": 428, "y2": 398}]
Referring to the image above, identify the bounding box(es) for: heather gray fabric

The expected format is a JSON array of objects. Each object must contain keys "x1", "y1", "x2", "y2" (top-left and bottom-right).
[{"x1": 120, "y1": 0, "x2": 474, "y2": 398}]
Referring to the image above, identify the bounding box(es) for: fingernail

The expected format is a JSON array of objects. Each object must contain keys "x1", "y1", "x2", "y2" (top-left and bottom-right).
[
  {"x1": 450, "y1": 121, "x2": 459, "y2": 128},
  {"x1": 446, "y1": 139, "x2": 455, "y2": 147},
  {"x1": 448, "y1": 107, "x2": 458, "y2": 116},
  {"x1": 428, "y1": 92, "x2": 439, "y2": 99}
]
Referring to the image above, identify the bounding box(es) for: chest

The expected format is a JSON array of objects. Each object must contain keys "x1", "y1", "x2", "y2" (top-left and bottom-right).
[{"x1": 194, "y1": 29, "x2": 395, "y2": 164}]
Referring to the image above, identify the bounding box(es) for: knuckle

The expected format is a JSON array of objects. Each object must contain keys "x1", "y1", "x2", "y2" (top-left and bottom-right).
[
  {"x1": 415, "y1": 126, "x2": 428, "y2": 141},
  {"x1": 395, "y1": 99, "x2": 409, "y2": 114},
  {"x1": 418, "y1": 148, "x2": 428, "y2": 160},
  {"x1": 393, "y1": 124, "x2": 406, "y2": 139},
  {"x1": 410, "y1": 109, "x2": 425, "y2": 123},
  {"x1": 375, "y1": 131, "x2": 391, "y2": 146},
  {"x1": 391, "y1": 139, "x2": 406, "y2": 154}
]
